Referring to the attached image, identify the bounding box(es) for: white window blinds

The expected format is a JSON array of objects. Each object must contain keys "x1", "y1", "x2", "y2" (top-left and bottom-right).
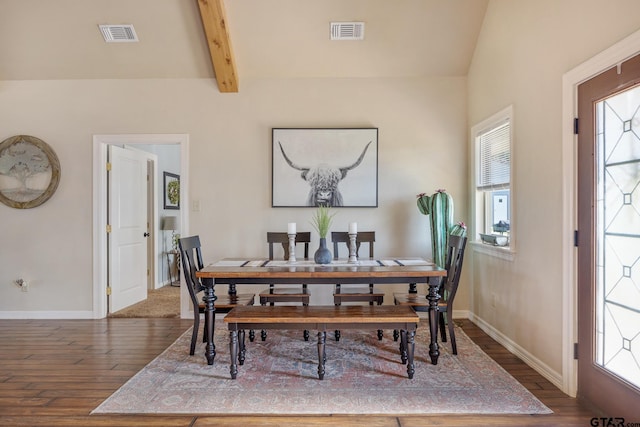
[{"x1": 477, "y1": 121, "x2": 510, "y2": 191}]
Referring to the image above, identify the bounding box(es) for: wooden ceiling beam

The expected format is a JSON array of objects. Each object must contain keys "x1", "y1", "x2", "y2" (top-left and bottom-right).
[{"x1": 197, "y1": 0, "x2": 238, "y2": 93}]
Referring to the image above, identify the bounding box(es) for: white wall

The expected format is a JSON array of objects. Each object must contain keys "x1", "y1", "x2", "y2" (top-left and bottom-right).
[
  {"x1": 0, "y1": 76, "x2": 469, "y2": 316},
  {"x1": 467, "y1": 0, "x2": 640, "y2": 385}
]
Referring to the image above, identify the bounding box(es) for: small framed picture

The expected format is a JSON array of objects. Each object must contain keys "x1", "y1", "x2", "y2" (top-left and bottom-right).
[
  {"x1": 163, "y1": 172, "x2": 180, "y2": 210},
  {"x1": 272, "y1": 128, "x2": 378, "y2": 207}
]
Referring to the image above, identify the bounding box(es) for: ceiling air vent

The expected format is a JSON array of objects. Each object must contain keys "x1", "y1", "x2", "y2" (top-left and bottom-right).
[
  {"x1": 330, "y1": 22, "x2": 365, "y2": 40},
  {"x1": 99, "y1": 24, "x2": 139, "y2": 43}
]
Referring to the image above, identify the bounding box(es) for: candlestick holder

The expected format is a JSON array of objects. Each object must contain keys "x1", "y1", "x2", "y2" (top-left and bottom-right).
[
  {"x1": 348, "y1": 233, "x2": 358, "y2": 263},
  {"x1": 288, "y1": 233, "x2": 296, "y2": 263}
]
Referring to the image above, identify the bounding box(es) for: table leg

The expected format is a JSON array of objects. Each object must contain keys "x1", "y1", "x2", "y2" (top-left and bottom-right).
[
  {"x1": 229, "y1": 330, "x2": 238, "y2": 379},
  {"x1": 202, "y1": 278, "x2": 217, "y2": 365},
  {"x1": 427, "y1": 276, "x2": 441, "y2": 365}
]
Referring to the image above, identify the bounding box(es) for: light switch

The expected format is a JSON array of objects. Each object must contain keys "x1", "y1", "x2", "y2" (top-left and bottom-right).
[{"x1": 192, "y1": 199, "x2": 200, "y2": 212}]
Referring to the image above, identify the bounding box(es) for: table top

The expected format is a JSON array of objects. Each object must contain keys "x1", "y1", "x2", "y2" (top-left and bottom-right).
[{"x1": 196, "y1": 257, "x2": 446, "y2": 281}]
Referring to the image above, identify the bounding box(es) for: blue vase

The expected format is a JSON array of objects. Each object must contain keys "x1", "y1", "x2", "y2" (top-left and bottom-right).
[{"x1": 314, "y1": 237, "x2": 332, "y2": 264}]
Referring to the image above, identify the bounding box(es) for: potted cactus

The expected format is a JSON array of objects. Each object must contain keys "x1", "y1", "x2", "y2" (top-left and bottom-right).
[{"x1": 417, "y1": 189, "x2": 466, "y2": 268}]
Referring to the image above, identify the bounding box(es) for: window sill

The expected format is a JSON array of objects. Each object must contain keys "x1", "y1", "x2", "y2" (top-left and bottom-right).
[{"x1": 471, "y1": 241, "x2": 515, "y2": 261}]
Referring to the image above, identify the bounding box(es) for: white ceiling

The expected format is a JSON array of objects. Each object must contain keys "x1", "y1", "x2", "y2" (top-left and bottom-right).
[{"x1": 0, "y1": 0, "x2": 488, "y2": 84}]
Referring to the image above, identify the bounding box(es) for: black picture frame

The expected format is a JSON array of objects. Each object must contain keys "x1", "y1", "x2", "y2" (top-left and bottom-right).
[
  {"x1": 272, "y1": 128, "x2": 378, "y2": 207},
  {"x1": 163, "y1": 172, "x2": 180, "y2": 210}
]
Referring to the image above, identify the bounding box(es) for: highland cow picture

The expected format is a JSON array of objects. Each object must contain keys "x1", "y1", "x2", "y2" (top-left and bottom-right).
[{"x1": 272, "y1": 128, "x2": 378, "y2": 208}]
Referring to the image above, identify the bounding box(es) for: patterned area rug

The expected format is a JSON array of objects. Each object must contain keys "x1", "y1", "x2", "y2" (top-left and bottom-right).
[{"x1": 92, "y1": 325, "x2": 552, "y2": 415}]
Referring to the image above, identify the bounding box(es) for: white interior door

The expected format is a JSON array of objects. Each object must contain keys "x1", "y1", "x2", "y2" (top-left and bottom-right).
[{"x1": 108, "y1": 145, "x2": 149, "y2": 312}]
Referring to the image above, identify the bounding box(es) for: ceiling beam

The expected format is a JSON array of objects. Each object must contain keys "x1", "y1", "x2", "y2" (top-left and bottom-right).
[{"x1": 197, "y1": 0, "x2": 238, "y2": 93}]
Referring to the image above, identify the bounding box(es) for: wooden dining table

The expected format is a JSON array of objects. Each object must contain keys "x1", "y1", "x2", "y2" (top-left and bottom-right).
[{"x1": 195, "y1": 258, "x2": 446, "y2": 366}]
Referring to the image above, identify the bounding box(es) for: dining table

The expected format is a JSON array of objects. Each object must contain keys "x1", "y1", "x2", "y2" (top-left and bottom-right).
[{"x1": 195, "y1": 257, "x2": 447, "y2": 366}]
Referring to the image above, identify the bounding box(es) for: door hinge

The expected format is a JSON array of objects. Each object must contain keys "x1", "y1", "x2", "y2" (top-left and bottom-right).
[
  {"x1": 574, "y1": 117, "x2": 579, "y2": 135},
  {"x1": 574, "y1": 343, "x2": 579, "y2": 359},
  {"x1": 106, "y1": 286, "x2": 112, "y2": 296},
  {"x1": 106, "y1": 162, "x2": 112, "y2": 171},
  {"x1": 147, "y1": 269, "x2": 150, "y2": 277},
  {"x1": 574, "y1": 230, "x2": 579, "y2": 247},
  {"x1": 106, "y1": 224, "x2": 112, "y2": 233}
]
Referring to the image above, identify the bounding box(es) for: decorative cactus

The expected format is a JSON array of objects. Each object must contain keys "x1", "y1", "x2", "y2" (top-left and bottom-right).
[{"x1": 416, "y1": 189, "x2": 458, "y2": 268}]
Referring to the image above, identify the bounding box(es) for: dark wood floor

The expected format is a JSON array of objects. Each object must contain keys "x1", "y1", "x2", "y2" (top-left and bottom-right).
[{"x1": 0, "y1": 318, "x2": 597, "y2": 426}]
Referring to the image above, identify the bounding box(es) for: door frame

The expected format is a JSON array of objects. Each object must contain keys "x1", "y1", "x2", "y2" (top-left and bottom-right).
[
  {"x1": 92, "y1": 134, "x2": 190, "y2": 319},
  {"x1": 561, "y1": 28, "x2": 640, "y2": 397}
]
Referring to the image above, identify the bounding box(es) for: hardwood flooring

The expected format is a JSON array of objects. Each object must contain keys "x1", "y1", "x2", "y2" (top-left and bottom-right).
[{"x1": 0, "y1": 318, "x2": 597, "y2": 426}]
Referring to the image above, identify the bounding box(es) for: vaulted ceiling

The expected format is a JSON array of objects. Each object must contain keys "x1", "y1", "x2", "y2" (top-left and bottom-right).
[{"x1": 0, "y1": 0, "x2": 489, "y2": 93}]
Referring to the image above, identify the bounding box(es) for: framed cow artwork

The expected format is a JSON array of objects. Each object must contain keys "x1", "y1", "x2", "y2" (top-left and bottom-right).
[{"x1": 272, "y1": 128, "x2": 378, "y2": 208}]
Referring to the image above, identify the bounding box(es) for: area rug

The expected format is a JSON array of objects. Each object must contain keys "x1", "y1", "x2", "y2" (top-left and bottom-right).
[{"x1": 92, "y1": 325, "x2": 552, "y2": 415}]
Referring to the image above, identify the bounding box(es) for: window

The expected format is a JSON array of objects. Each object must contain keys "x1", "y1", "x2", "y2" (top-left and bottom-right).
[{"x1": 472, "y1": 106, "x2": 513, "y2": 252}]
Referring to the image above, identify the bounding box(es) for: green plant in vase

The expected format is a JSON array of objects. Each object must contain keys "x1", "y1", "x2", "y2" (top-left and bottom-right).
[{"x1": 310, "y1": 205, "x2": 336, "y2": 264}]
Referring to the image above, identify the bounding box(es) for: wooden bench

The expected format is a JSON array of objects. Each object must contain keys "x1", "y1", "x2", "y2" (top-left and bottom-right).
[{"x1": 224, "y1": 305, "x2": 419, "y2": 380}]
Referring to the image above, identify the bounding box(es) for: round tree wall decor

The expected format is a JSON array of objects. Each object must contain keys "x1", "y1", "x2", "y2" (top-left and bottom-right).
[{"x1": 0, "y1": 135, "x2": 61, "y2": 209}]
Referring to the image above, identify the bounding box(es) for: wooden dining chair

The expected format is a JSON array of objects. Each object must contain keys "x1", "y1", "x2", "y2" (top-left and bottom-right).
[
  {"x1": 179, "y1": 235, "x2": 256, "y2": 356},
  {"x1": 258, "y1": 231, "x2": 312, "y2": 341},
  {"x1": 393, "y1": 234, "x2": 467, "y2": 354},
  {"x1": 331, "y1": 231, "x2": 384, "y2": 341}
]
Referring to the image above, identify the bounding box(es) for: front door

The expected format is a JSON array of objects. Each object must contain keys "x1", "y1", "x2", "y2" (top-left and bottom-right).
[
  {"x1": 108, "y1": 145, "x2": 149, "y2": 312},
  {"x1": 577, "y1": 53, "x2": 640, "y2": 418}
]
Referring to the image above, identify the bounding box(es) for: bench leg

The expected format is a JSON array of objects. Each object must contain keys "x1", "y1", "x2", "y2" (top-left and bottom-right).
[
  {"x1": 406, "y1": 330, "x2": 416, "y2": 379},
  {"x1": 239, "y1": 329, "x2": 246, "y2": 365},
  {"x1": 317, "y1": 331, "x2": 326, "y2": 380},
  {"x1": 399, "y1": 330, "x2": 407, "y2": 364},
  {"x1": 229, "y1": 330, "x2": 238, "y2": 379}
]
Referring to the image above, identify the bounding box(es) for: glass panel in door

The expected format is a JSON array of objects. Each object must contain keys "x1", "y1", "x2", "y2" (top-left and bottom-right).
[{"x1": 594, "y1": 84, "x2": 640, "y2": 390}]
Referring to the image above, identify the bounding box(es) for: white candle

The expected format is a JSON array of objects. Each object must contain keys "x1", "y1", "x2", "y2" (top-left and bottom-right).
[
  {"x1": 288, "y1": 222, "x2": 296, "y2": 234},
  {"x1": 349, "y1": 222, "x2": 357, "y2": 234}
]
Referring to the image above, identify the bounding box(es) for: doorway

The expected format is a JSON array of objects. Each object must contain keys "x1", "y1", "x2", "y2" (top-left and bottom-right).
[
  {"x1": 562, "y1": 28, "x2": 640, "y2": 400},
  {"x1": 92, "y1": 134, "x2": 190, "y2": 320}
]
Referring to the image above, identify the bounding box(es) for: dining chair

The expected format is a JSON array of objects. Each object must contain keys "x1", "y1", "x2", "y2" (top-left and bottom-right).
[
  {"x1": 393, "y1": 234, "x2": 467, "y2": 354},
  {"x1": 258, "y1": 231, "x2": 312, "y2": 341},
  {"x1": 331, "y1": 231, "x2": 384, "y2": 341},
  {"x1": 179, "y1": 235, "x2": 256, "y2": 356}
]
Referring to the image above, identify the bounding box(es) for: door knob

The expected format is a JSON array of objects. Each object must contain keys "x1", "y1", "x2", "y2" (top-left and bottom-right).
[{"x1": 143, "y1": 232, "x2": 150, "y2": 237}]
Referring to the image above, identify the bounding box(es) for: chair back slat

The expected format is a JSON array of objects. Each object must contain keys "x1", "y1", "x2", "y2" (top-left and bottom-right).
[
  {"x1": 441, "y1": 235, "x2": 467, "y2": 303},
  {"x1": 267, "y1": 232, "x2": 311, "y2": 260},
  {"x1": 331, "y1": 231, "x2": 375, "y2": 259},
  {"x1": 178, "y1": 235, "x2": 205, "y2": 308}
]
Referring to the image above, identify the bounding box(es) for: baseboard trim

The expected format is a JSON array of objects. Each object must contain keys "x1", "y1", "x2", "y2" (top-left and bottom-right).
[
  {"x1": 0, "y1": 311, "x2": 96, "y2": 319},
  {"x1": 469, "y1": 312, "x2": 564, "y2": 391}
]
